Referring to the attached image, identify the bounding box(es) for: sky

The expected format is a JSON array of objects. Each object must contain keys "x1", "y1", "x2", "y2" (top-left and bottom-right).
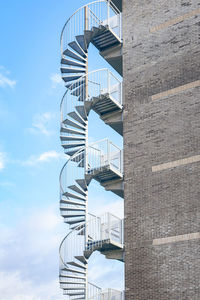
[{"x1": 0, "y1": 1, "x2": 124, "y2": 299}]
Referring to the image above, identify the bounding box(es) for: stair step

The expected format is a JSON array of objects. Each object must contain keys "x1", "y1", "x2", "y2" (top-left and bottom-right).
[
  {"x1": 63, "y1": 191, "x2": 85, "y2": 201},
  {"x1": 75, "y1": 105, "x2": 87, "y2": 120},
  {"x1": 62, "y1": 118, "x2": 85, "y2": 130},
  {"x1": 60, "y1": 199, "x2": 86, "y2": 206},
  {"x1": 78, "y1": 158, "x2": 85, "y2": 168},
  {"x1": 70, "y1": 221, "x2": 85, "y2": 229},
  {"x1": 71, "y1": 150, "x2": 84, "y2": 163},
  {"x1": 60, "y1": 135, "x2": 85, "y2": 142},
  {"x1": 60, "y1": 274, "x2": 86, "y2": 280},
  {"x1": 77, "y1": 228, "x2": 85, "y2": 236},
  {"x1": 61, "y1": 57, "x2": 86, "y2": 67},
  {"x1": 71, "y1": 85, "x2": 86, "y2": 97},
  {"x1": 91, "y1": 26, "x2": 101, "y2": 36},
  {"x1": 84, "y1": 100, "x2": 93, "y2": 115},
  {"x1": 66, "y1": 78, "x2": 86, "y2": 90},
  {"x1": 67, "y1": 292, "x2": 85, "y2": 296},
  {"x1": 63, "y1": 48, "x2": 86, "y2": 63},
  {"x1": 62, "y1": 213, "x2": 85, "y2": 218},
  {"x1": 62, "y1": 287, "x2": 85, "y2": 291},
  {"x1": 60, "y1": 281, "x2": 86, "y2": 285},
  {"x1": 68, "y1": 184, "x2": 87, "y2": 196},
  {"x1": 61, "y1": 66, "x2": 85, "y2": 74},
  {"x1": 68, "y1": 111, "x2": 86, "y2": 125},
  {"x1": 76, "y1": 35, "x2": 87, "y2": 52},
  {"x1": 92, "y1": 31, "x2": 114, "y2": 42},
  {"x1": 67, "y1": 261, "x2": 86, "y2": 269},
  {"x1": 60, "y1": 207, "x2": 86, "y2": 212},
  {"x1": 62, "y1": 143, "x2": 85, "y2": 149},
  {"x1": 62, "y1": 267, "x2": 86, "y2": 275},
  {"x1": 84, "y1": 30, "x2": 93, "y2": 47},
  {"x1": 76, "y1": 179, "x2": 87, "y2": 191},
  {"x1": 69, "y1": 41, "x2": 87, "y2": 58},
  {"x1": 74, "y1": 255, "x2": 87, "y2": 265},
  {"x1": 66, "y1": 218, "x2": 85, "y2": 225},
  {"x1": 62, "y1": 75, "x2": 83, "y2": 83},
  {"x1": 60, "y1": 126, "x2": 85, "y2": 136}
]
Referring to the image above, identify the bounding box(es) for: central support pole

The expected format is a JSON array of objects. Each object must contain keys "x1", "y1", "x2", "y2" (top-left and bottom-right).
[{"x1": 84, "y1": 5, "x2": 89, "y2": 300}]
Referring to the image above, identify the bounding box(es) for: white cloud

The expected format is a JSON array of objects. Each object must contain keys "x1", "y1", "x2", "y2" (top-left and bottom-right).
[
  {"x1": 0, "y1": 152, "x2": 6, "y2": 171},
  {"x1": 0, "y1": 67, "x2": 16, "y2": 88},
  {"x1": 0, "y1": 206, "x2": 65, "y2": 298},
  {"x1": 0, "y1": 272, "x2": 64, "y2": 300},
  {"x1": 50, "y1": 73, "x2": 63, "y2": 88},
  {"x1": 28, "y1": 112, "x2": 56, "y2": 136},
  {"x1": 23, "y1": 150, "x2": 64, "y2": 166}
]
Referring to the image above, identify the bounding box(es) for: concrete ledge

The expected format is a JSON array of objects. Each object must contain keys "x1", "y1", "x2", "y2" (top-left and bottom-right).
[
  {"x1": 153, "y1": 232, "x2": 200, "y2": 245},
  {"x1": 151, "y1": 80, "x2": 200, "y2": 101},
  {"x1": 152, "y1": 155, "x2": 200, "y2": 172},
  {"x1": 150, "y1": 8, "x2": 200, "y2": 33}
]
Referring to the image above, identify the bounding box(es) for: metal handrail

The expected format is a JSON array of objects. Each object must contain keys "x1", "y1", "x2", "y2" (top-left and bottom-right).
[
  {"x1": 60, "y1": 0, "x2": 122, "y2": 53},
  {"x1": 59, "y1": 212, "x2": 124, "y2": 267},
  {"x1": 60, "y1": 0, "x2": 121, "y2": 43},
  {"x1": 59, "y1": 146, "x2": 85, "y2": 195},
  {"x1": 60, "y1": 68, "x2": 122, "y2": 118}
]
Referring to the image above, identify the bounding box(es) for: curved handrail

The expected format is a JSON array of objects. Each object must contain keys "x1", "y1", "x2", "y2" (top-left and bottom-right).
[
  {"x1": 59, "y1": 146, "x2": 85, "y2": 195},
  {"x1": 60, "y1": 68, "x2": 122, "y2": 112},
  {"x1": 59, "y1": 212, "x2": 123, "y2": 266},
  {"x1": 59, "y1": 221, "x2": 85, "y2": 267},
  {"x1": 60, "y1": 0, "x2": 121, "y2": 47}
]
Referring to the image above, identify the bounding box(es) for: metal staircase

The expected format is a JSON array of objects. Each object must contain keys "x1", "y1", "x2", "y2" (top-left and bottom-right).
[{"x1": 59, "y1": 1, "x2": 124, "y2": 299}]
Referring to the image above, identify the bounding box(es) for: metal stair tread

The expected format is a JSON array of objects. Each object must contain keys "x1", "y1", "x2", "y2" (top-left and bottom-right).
[
  {"x1": 62, "y1": 143, "x2": 85, "y2": 149},
  {"x1": 66, "y1": 78, "x2": 86, "y2": 90},
  {"x1": 62, "y1": 74, "x2": 83, "y2": 83},
  {"x1": 60, "y1": 274, "x2": 86, "y2": 280},
  {"x1": 66, "y1": 291, "x2": 85, "y2": 296},
  {"x1": 61, "y1": 66, "x2": 86, "y2": 74},
  {"x1": 68, "y1": 184, "x2": 87, "y2": 196},
  {"x1": 61, "y1": 56, "x2": 86, "y2": 67},
  {"x1": 66, "y1": 218, "x2": 85, "y2": 225},
  {"x1": 62, "y1": 118, "x2": 86, "y2": 130},
  {"x1": 74, "y1": 256, "x2": 87, "y2": 265},
  {"x1": 75, "y1": 105, "x2": 88, "y2": 120},
  {"x1": 61, "y1": 267, "x2": 86, "y2": 274},
  {"x1": 68, "y1": 111, "x2": 86, "y2": 125},
  {"x1": 76, "y1": 35, "x2": 87, "y2": 52},
  {"x1": 67, "y1": 261, "x2": 86, "y2": 269},
  {"x1": 62, "y1": 213, "x2": 85, "y2": 218},
  {"x1": 59, "y1": 280, "x2": 86, "y2": 285},
  {"x1": 63, "y1": 191, "x2": 86, "y2": 201},
  {"x1": 68, "y1": 40, "x2": 87, "y2": 58},
  {"x1": 71, "y1": 85, "x2": 86, "y2": 97},
  {"x1": 60, "y1": 135, "x2": 85, "y2": 141},
  {"x1": 62, "y1": 287, "x2": 85, "y2": 290},
  {"x1": 60, "y1": 126, "x2": 85, "y2": 136},
  {"x1": 60, "y1": 207, "x2": 86, "y2": 211},
  {"x1": 75, "y1": 179, "x2": 87, "y2": 191},
  {"x1": 60, "y1": 199, "x2": 86, "y2": 206},
  {"x1": 63, "y1": 48, "x2": 86, "y2": 63}
]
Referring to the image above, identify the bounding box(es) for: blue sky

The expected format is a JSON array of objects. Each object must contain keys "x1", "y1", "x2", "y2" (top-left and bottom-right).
[{"x1": 0, "y1": 1, "x2": 124, "y2": 299}]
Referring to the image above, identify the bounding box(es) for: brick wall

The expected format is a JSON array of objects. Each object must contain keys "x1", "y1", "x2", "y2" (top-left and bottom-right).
[{"x1": 123, "y1": 1, "x2": 200, "y2": 299}]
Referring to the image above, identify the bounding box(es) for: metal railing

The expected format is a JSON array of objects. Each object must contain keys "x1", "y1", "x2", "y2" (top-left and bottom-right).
[
  {"x1": 59, "y1": 222, "x2": 86, "y2": 271},
  {"x1": 60, "y1": 69, "x2": 122, "y2": 130},
  {"x1": 86, "y1": 212, "x2": 123, "y2": 251},
  {"x1": 60, "y1": 148, "x2": 85, "y2": 196},
  {"x1": 60, "y1": 0, "x2": 122, "y2": 54},
  {"x1": 86, "y1": 138, "x2": 123, "y2": 174},
  {"x1": 88, "y1": 288, "x2": 124, "y2": 300},
  {"x1": 59, "y1": 212, "x2": 123, "y2": 268}
]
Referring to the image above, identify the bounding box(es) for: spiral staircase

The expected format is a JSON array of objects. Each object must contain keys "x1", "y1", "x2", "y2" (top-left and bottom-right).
[{"x1": 59, "y1": 1, "x2": 124, "y2": 299}]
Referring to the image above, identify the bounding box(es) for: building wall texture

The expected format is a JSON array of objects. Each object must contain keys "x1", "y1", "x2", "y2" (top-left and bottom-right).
[{"x1": 123, "y1": 1, "x2": 200, "y2": 299}]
